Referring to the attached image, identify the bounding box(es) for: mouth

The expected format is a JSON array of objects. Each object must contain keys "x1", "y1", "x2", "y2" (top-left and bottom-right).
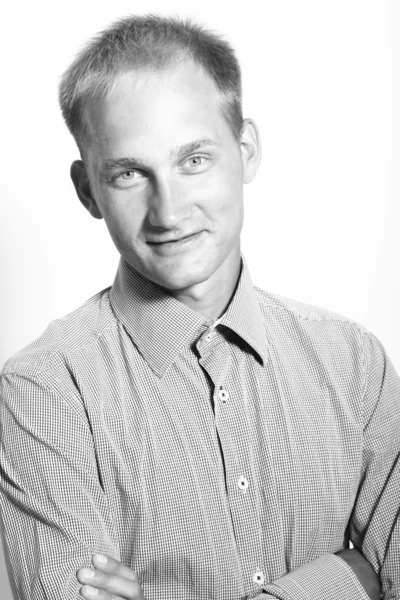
[
  {"x1": 147, "y1": 231, "x2": 202, "y2": 246},
  {"x1": 146, "y1": 231, "x2": 204, "y2": 253}
]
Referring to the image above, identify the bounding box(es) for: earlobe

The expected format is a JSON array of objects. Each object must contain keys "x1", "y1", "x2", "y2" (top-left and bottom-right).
[
  {"x1": 70, "y1": 160, "x2": 103, "y2": 219},
  {"x1": 240, "y1": 118, "x2": 262, "y2": 184}
]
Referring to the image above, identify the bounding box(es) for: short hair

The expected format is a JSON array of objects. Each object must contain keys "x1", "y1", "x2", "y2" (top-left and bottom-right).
[{"x1": 59, "y1": 14, "x2": 243, "y2": 152}]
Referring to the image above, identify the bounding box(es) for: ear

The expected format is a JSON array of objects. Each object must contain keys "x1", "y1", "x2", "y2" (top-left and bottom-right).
[
  {"x1": 70, "y1": 160, "x2": 103, "y2": 219},
  {"x1": 240, "y1": 118, "x2": 262, "y2": 184}
]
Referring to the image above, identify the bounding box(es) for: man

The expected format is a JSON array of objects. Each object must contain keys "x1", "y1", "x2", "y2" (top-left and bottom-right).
[{"x1": 0, "y1": 14, "x2": 398, "y2": 600}]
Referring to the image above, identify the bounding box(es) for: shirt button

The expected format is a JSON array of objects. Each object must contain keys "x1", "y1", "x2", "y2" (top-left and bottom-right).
[
  {"x1": 253, "y1": 570, "x2": 265, "y2": 585},
  {"x1": 204, "y1": 326, "x2": 215, "y2": 341},
  {"x1": 238, "y1": 475, "x2": 249, "y2": 492},
  {"x1": 218, "y1": 388, "x2": 229, "y2": 402}
]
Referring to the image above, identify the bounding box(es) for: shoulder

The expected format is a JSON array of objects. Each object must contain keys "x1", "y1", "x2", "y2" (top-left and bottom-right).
[
  {"x1": 1, "y1": 286, "x2": 116, "y2": 379},
  {"x1": 254, "y1": 285, "x2": 368, "y2": 330},
  {"x1": 252, "y1": 287, "x2": 388, "y2": 406},
  {"x1": 253, "y1": 285, "x2": 375, "y2": 367}
]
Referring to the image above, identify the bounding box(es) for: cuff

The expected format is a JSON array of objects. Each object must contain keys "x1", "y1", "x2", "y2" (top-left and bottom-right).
[{"x1": 258, "y1": 553, "x2": 371, "y2": 600}]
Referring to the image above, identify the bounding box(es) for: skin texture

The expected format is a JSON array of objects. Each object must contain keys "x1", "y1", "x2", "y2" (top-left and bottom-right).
[
  {"x1": 71, "y1": 61, "x2": 261, "y2": 319},
  {"x1": 77, "y1": 555, "x2": 144, "y2": 599},
  {"x1": 72, "y1": 60, "x2": 381, "y2": 599}
]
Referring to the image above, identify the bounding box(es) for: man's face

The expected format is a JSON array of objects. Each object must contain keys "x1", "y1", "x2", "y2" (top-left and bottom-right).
[{"x1": 80, "y1": 61, "x2": 258, "y2": 293}]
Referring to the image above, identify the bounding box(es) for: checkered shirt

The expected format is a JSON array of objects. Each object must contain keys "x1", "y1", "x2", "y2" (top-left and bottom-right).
[{"x1": 0, "y1": 257, "x2": 399, "y2": 600}]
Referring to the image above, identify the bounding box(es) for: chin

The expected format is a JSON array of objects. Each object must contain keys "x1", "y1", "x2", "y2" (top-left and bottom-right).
[
  {"x1": 152, "y1": 272, "x2": 205, "y2": 292},
  {"x1": 148, "y1": 262, "x2": 212, "y2": 292}
]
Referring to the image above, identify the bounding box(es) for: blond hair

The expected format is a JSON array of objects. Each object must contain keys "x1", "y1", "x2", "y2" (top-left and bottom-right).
[{"x1": 59, "y1": 14, "x2": 243, "y2": 151}]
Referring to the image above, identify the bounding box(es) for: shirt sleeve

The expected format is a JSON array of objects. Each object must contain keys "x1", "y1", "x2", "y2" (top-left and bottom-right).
[
  {"x1": 254, "y1": 553, "x2": 370, "y2": 599},
  {"x1": 256, "y1": 329, "x2": 400, "y2": 600},
  {"x1": 0, "y1": 371, "x2": 121, "y2": 600}
]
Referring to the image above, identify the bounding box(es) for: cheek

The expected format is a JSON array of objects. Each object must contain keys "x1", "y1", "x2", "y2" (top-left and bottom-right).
[
  {"x1": 200, "y1": 162, "x2": 244, "y2": 213},
  {"x1": 216, "y1": 172, "x2": 244, "y2": 220},
  {"x1": 218, "y1": 176, "x2": 244, "y2": 237},
  {"x1": 219, "y1": 153, "x2": 244, "y2": 198},
  {"x1": 99, "y1": 205, "x2": 148, "y2": 258},
  {"x1": 97, "y1": 189, "x2": 145, "y2": 234}
]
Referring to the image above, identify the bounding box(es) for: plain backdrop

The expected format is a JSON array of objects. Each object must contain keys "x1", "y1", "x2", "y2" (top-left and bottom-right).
[{"x1": 0, "y1": 1, "x2": 399, "y2": 598}]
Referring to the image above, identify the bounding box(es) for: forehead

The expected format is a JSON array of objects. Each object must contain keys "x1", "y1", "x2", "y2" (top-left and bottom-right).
[{"x1": 83, "y1": 62, "x2": 229, "y2": 156}]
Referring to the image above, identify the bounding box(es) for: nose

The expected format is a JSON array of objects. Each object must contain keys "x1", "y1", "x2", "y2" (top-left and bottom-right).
[{"x1": 147, "y1": 175, "x2": 190, "y2": 229}]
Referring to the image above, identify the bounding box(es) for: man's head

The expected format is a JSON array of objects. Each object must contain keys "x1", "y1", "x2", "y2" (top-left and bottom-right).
[
  {"x1": 59, "y1": 15, "x2": 244, "y2": 153},
  {"x1": 60, "y1": 15, "x2": 261, "y2": 296}
]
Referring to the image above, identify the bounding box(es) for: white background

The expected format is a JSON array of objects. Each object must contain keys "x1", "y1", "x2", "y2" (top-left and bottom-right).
[{"x1": 0, "y1": 1, "x2": 399, "y2": 597}]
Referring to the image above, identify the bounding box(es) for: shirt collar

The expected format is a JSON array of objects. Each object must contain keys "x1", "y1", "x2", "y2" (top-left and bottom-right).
[
  {"x1": 222, "y1": 257, "x2": 269, "y2": 366},
  {"x1": 109, "y1": 257, "x2": 268, "y2": 377}
]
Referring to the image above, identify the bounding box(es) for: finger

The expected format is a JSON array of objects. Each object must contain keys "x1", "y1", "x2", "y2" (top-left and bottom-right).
[
  {"x1": 92, "y1": 554, "x2": 138, "y2": 582},
  {"x1": 77, "y1": 568, "x2": 143, "y2": 599},
  {"x1": 80, "y1": 583, "x2": 125, "y2": 600}
]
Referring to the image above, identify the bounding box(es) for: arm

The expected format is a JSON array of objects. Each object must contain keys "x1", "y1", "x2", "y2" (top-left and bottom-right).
[
  {"x1": 0, "y1": 372, "x2": 120, "y2": 599},
  {"x1": 75, "y1": 550, "x2": 379, "y2": 600},
  {"x1": 256, "y1": 330, "x2": 400, "y2": 600},
  {"x1": 344, "y1": 331, "x2": 400, "y2": 599},
  {"x1": 336, "y1": 549, "x2": 380, "y2": 600}
]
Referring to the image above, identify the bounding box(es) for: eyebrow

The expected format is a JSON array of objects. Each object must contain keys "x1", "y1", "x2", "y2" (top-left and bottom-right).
[
  {"x1": 101, "y1": 137, "x2": 220, "y2": 173},
  {"x1": 172, "y1": 137, "x2": 220, "y2": 159}
]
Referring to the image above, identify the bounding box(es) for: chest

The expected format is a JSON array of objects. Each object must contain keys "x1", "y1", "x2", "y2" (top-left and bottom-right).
[{"x1": 84, "y1": 340, "x2": 363, "y2": 549}]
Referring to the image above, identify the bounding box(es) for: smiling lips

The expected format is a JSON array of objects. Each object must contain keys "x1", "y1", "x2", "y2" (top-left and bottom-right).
[
  {"x1": 147, "y1": 231, "x2": 201, "y2": 245},
  {"x1": 146, "y1": 231, "x2": 204, "y2": 252}
]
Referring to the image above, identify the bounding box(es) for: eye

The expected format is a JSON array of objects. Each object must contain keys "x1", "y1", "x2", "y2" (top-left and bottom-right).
[
  {"x1": 183, "y1": 156, "x2": 207, "y2": 169},
  {"x1": 119, "y1": 170, "x2": 138, "y2": 180},
  {"x1": 111, "y1": 169, "x2": 145, "y2": 188}
]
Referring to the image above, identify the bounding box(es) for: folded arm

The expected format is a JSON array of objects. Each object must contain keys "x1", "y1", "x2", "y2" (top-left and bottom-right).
[
  {"x1": 0, "y1": 372, "x2": 120, "y2": 599},
  {"x1": 256, "y1": 330, "x2": 400, "y2": 600}
]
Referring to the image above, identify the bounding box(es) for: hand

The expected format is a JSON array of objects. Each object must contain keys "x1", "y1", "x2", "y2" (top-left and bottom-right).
[{"x1": 77, "y1": 554, "x2": 146, "y2": 600}]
